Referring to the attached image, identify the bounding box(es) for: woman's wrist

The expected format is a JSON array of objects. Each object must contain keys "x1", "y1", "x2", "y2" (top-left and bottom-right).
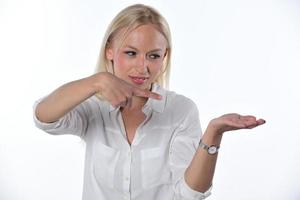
[
  {"x1": 202, "y1": 121, "x2": 224, "y2": 146},
  {"x1": 89, "y1": 72, "x2": 107, "y2": 94}
]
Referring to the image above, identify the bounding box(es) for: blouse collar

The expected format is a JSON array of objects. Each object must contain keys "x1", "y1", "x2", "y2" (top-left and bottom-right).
[{"x1": 108, "y1": 83, "x2": 166, "y2": 114}]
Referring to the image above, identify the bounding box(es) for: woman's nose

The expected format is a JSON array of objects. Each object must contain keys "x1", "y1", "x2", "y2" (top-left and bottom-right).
[{"x1": 136, "y1": 55, "x2": 149, "y2": 73}]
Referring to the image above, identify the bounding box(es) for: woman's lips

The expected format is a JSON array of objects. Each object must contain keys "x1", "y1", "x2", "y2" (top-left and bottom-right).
[{"x1": 129, "y1": 76, "x2": 149, "y2": 85}]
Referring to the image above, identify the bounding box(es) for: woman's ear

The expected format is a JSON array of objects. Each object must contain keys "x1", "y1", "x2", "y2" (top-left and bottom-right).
[
  {"x1": 106, "y1": 48, "x2": 114, "y2": 61},
  {"x1": 163, "y1": 48, "x2": 168, "y2": 58}
]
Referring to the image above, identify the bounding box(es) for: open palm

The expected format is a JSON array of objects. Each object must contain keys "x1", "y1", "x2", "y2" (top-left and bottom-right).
[{"x1": 209, "y1": 113, "x2": 266, "y2": 134}]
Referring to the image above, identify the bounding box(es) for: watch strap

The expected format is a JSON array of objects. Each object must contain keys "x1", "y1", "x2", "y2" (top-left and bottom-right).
[{"x1": 198, "y1": 139, "x2": 220, "y2": 155}]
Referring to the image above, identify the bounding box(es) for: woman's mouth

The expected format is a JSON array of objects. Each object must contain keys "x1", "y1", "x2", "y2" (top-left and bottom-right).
[{"x1": 129, "y1": 76, "x2": 149, "y2": 85}]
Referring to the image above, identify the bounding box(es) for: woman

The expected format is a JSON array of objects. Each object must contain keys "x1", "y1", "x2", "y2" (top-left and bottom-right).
[{"x1": 34, "y1": 4, "x2": 265, "y2": 200}]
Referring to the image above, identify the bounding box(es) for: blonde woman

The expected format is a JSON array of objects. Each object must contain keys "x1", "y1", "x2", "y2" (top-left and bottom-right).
[{"x1": 34, "y1": 4, "x2": 265, "y2": 200}]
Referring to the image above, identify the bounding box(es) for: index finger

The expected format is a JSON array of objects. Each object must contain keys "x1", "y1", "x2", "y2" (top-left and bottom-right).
[{"x1": 133, "y1": 88, "x2": 162, "y2": 100}]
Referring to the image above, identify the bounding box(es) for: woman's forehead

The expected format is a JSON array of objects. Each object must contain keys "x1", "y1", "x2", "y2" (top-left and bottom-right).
[{"x1": 112, "y1": 24, "x2": 167, "y2": 50}]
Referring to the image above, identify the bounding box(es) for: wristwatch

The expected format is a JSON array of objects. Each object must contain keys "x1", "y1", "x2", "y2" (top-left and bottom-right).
[{"x1": 198, "y1": 139, "x2": 220, "y2": 155}]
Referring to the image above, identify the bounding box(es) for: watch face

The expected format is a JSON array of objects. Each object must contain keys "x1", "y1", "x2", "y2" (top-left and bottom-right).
[{"x1": 208, "y1": 146, "x2": 217, "y2": 154}]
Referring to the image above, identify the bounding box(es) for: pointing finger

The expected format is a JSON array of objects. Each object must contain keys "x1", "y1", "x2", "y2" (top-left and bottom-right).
[
  {"x1": 133, "y1": 88, "x2": 162, "y2": 100},
  {"x1": 257, "y1": 118, "x2": 266, "y2": 125}
]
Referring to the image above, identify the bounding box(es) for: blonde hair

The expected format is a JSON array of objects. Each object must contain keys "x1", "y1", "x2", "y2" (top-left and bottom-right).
[{"x1": 95, "y1": 4, "x2": 172, "y2": 89}]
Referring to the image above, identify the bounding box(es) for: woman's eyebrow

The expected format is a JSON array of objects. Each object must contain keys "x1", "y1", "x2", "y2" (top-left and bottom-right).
[
  {"x1": 124, "y1": 45, "x2": 138, "y2": 50},
  {"x1": 124, "y1": 45, "x2": 163, "y2": 52},
  {"x1": 148, "y1": 49, "x2": 163, "y2": 53}
]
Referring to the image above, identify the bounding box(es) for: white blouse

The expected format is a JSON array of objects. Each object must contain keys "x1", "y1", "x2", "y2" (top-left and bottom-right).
[{"x1": 33, "y1": 83, "x2": 212, "y2": 200}]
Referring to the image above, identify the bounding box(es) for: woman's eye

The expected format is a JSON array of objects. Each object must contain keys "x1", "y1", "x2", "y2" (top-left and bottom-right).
[
  {"x1": 124, "y1": 51, "x2": 136, "y2": 56},
  {"x1": 148, "y1": 54, "x2": 161, "y2": 59}
]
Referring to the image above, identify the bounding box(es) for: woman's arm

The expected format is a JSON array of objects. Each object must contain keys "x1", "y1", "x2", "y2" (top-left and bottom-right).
[
  {"x1": 35, "y1": 74, "x2": 99, "y2": 123},
  {"x1": 184, "y1": 114, "x2": 266, "y2": 192},
  {"x1": 35, "y1": 72, "x2": 161, "y2": 123}
]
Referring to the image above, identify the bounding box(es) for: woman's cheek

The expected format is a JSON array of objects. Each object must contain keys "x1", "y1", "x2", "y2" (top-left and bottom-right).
[
  {"x1": 152, "y1": 62, "x2": 163, "y2": 74},
  {"x1": 114, "y1": 56, "x2": 132, "y2": 75},
  {"x1": 115, "y1": 55, "x2": 128, "y2": 68},
  {"x1": 149, "y1": 64, "x2": 162, "y2": 80}
]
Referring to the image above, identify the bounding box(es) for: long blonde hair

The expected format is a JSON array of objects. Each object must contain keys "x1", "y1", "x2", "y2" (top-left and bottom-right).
[{"x1": 95, "y1": 4, "x2": 172, "y2": 89}]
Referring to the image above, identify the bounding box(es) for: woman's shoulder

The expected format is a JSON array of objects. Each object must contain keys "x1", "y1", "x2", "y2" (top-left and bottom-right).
[
  {"x1": 167, "y1": 90, "x2": 197, "y2": 109},
  {"x1": 156, "y1": 85, "x2": 198, "y2": 113}
]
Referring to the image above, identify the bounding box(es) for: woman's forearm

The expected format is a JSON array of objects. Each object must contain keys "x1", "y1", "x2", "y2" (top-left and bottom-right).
[
  {"x1": 184, "y1": 113, "x2": 265, "y2": 193},
  {"x1": 184, "y1": 127, "x2": 223, "y2": 193},
  {"x1": 35, "y1": 74, "x2": 101, "y2": 123}
]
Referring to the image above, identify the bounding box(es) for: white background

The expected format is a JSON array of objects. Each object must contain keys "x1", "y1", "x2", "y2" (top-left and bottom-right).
[{"x1": 1, "y1": 0, "x2": 300, "y2": 199}]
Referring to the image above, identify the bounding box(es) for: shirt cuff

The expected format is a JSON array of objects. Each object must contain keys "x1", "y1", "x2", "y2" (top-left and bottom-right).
[{"x1": 180, "y1": 177, "x2": 212, "y2": 199}]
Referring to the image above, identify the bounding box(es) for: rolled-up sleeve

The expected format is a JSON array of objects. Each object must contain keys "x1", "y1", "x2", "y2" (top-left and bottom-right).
[
  {"x1": 173, "y1": 177, "x2": 212, "y2": 200},
  {"x1": 170, "y1": 100, "x2": 212, "y2": 199},
  {"x1": 33, "y1": 97, "x2": 95, "y2": 138}
]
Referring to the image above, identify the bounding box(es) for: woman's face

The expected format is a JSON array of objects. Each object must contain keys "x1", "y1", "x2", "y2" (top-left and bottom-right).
[{"x1": 106, "y1": 24, "x2": 168, "y2": 90}]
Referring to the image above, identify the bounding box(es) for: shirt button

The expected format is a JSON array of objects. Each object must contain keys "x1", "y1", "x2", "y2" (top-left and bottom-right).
[{"x1": 125, "y1": 177, "x2": 129, "y2": 181}]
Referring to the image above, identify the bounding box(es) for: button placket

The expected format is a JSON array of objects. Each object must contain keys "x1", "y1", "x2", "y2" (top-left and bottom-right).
[{"x1": 123, "y1": 148, "x2": 132, "y2": 192}]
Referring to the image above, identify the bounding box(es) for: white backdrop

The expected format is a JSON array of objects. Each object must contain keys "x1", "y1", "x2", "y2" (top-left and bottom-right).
[{"x1": 1, "y1": 0, "x2": 300, "y2": 199}]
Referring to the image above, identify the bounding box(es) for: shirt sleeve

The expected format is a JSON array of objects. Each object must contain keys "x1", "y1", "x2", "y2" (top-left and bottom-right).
[
  {"x1": 169, "y1": 99, "x2": 212, "y2": 200},
  {"x1": 33, "y1": 96, "x2": 97, "y2": 139}
]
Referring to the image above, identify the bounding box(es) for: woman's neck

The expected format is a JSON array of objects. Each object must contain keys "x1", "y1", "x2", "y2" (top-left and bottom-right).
[{"x1": 121, "y1": 96, "x2": 148, "y2": 112}]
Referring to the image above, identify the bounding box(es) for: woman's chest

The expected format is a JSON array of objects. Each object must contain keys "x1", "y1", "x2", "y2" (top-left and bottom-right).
[
  {"x1": 85, "y1": 112, "x2": 179, "y2": 190},
  {"x1": 89, "y1": 131, "x2": 173, "y2": 191},
  {"x1": 121, "y1": 111, "x2": 146, "y2": 145}
]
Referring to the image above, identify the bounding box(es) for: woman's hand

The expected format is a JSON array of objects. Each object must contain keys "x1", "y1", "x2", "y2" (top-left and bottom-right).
[
  {"x1": 207, "y1": 113, "x2": 266, "y2": 136},
  {"x1": 93, "y1": 72, "x2": 162, "y2": 108}
]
